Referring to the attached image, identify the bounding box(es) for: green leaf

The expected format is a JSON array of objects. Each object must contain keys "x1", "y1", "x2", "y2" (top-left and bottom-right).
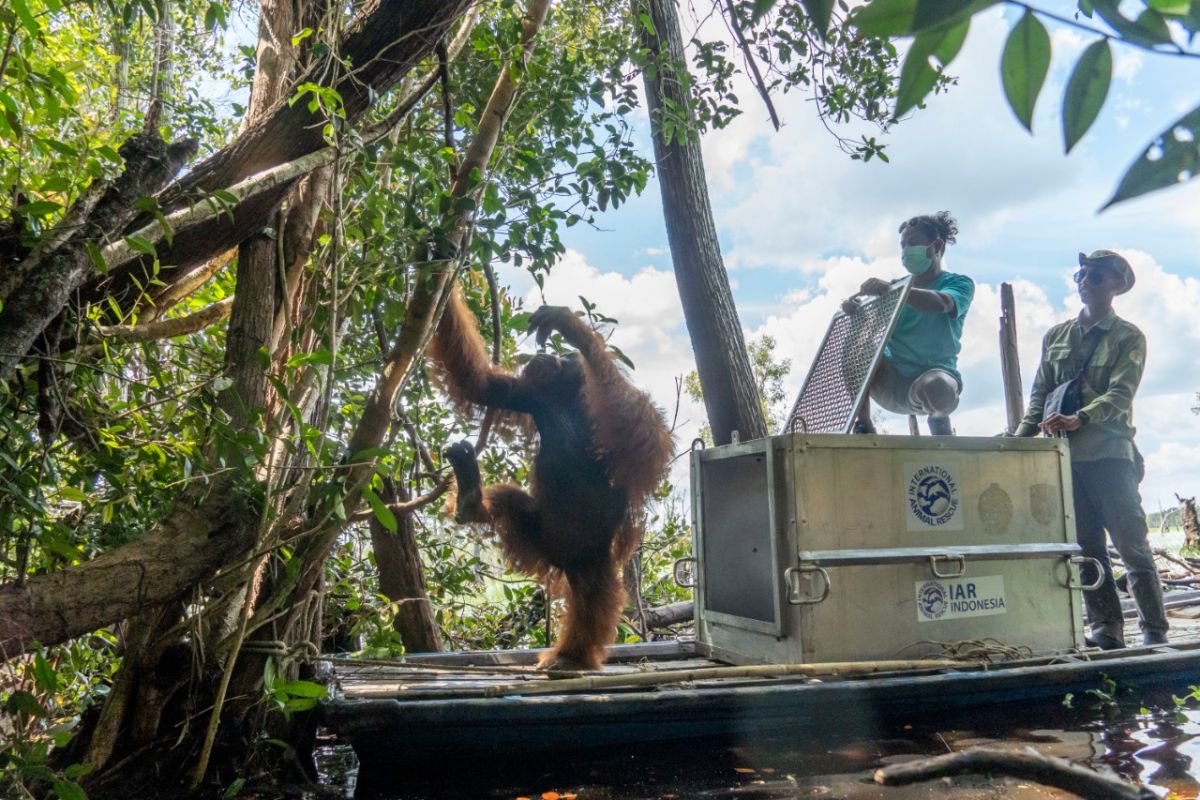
[
  {"x1": 283, "y1": 697, "x2": 318, "y2": 713},
  {"x1": 1000, "y1": 10, "x2": 1051, "y2": 132},
  {"x1": 1148, "y1": 0, "x2": 1191, "y2": 15},
  {"x1": 1104, "y1": 104, "x2": 1200, "y2": 209},
  {"x1": 124, "y1": 235, "x2": 157, "y2": 256},
  {"x1": 286, "y1": 350, "x2": 334, "y2": 368},
  {"x1": 801, "y1": 0, "x2": 835, "y2": 39},
  {"x1": 911, "y1": 0, "x2": 997, "y2": 32},
  {"x1": 893, "y1": 19, "x2": 969, "y2": 118},
  {"x1": 362, "y1": 486, "x2": 397, "y2": 533},
  {"x1": 32, "y1": 651, "x2": 58, "y2": 693},
  {"x1": 59, "y1": 486, "x2": 89, "y2": 502},
  {"x1": 280, "y1": 680, "x2": 328, "y2": 699},
  {"x1": 851, "y1": 0, "x2": 918, "y2": 36},
  {"x1": 1091, "y1": 0, "x2": 1173, "y2": 46},
  {"x1": 6, "y1": 690, "x2": 46, "y2": 718},
  {"x1": 1133, "y1": 8, "x2": 1175, "y2": 44},
  {"x1": 750, "y1": 0, "x2": 776, "y2": 24},
  {"x1": 11, "y1": 0, "x2": 41, "y2": 35},
  {"x1": 1062, "y1": 39, "x2": 1112, "y2": 153},
  {"x1": 85, "y1": 242, "x2": 107, "y2": 273},
  {"x1": 52, "y1": 779, "x2": 87, "y2": 800},
  {"x1": 852, "y1": 0, "x2": 995, "y2": 37},
  {"x1": 17, "y1": 200, "x2": 63, "y2": 218}
]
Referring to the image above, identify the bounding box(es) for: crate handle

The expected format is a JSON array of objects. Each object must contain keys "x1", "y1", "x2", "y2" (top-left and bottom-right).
[
  {"x1": 673, "y1": 557, "x2": 697, "y2": 588},
  {"x1": 785, "y1": 566, "x2": 831, "y2": 605},
  {"x1": 1067, "y1": 555, "x2": 1105, "y2": 591},
  {"x1": 929, "y1": 554, "x2": 966, "y2": 578}
]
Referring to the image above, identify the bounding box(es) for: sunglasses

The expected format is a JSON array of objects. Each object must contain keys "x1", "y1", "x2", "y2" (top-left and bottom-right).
[{"x1": 1073, "y1": 268, "x2": 1113, "y2": 286}]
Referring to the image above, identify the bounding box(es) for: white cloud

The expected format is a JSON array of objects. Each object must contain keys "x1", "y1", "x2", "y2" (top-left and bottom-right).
[{"x1": 748, "y1": 251, "x2": 1200, "y2": 505}]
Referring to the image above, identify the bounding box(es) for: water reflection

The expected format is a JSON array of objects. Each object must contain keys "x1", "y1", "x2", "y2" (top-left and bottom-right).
[{"x1": 320, "y1": 699, "x2": 1200, "y2": 799}]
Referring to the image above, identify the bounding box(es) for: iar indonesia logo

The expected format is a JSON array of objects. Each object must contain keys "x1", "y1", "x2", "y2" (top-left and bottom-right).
[
  {"x1": 907, "y1": 464, "x2": 960, "y2": 529},
  {"x1": 915, "y1": 576, "x2": 1008, "y2": 623}
]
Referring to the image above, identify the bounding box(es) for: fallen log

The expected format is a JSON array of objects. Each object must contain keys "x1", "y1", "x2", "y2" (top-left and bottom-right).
[{"x1": 874, "y1": 747, "x2": 1155, "y2": 800}]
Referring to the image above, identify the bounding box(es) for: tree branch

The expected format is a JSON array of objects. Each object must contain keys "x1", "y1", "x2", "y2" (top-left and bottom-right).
[
  {"x1": 349, "y1": 475, "x2": 451, "y2": 522},
  {"x1": 95, "y1": 297, "x2": 234, "y2": 343}
]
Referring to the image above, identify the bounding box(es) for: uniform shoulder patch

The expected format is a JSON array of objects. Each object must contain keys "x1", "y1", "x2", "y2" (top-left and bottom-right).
[{"x1": 1130, "y1": 349, "x2": 1144, "y2": 365}]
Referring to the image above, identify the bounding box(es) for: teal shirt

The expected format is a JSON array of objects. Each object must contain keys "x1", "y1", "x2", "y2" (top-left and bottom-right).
[{"x1": 883, "y1": 271, "x2": 975, "y2": 381}]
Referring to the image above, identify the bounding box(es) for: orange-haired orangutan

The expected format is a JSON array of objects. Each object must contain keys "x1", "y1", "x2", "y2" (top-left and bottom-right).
[{"x1": 430, "y1": 288, "x2": 673, "y2": 670}]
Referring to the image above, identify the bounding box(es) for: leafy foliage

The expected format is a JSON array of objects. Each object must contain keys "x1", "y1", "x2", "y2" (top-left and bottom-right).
[{"x1": 819, "y1": 0, "x2": 1200, "y2": 208}]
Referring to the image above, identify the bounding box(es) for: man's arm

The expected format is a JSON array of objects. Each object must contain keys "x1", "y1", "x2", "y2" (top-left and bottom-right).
[
  {"x1": 906, "y1": 287, "x2": 957, "y2": 314},
  {"x1": 1077, "y1": 329, "x2": 1146, "y2": 425},
  {"x1": 1014, "y1": 332, "x2": 1053, "y2": 436}
]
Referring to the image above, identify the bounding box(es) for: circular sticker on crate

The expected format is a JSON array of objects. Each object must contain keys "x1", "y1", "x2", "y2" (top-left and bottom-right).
[
  {"x1": 905, "y1": 462, "x2": 963, "y2": 531},
  {"x1": 917, "y1": 581, "x2": 947, "y2": 621}
]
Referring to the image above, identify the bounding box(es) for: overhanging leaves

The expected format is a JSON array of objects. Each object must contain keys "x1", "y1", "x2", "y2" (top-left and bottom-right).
[
  {"x1": 1000, "y1": 10, "x2": 1050, "y2": 132},
  {"x1": 1104, "y1": 104, "x2": 1200, "y2": 209},
  {"x1": 893, "y1": 19, "x2": 969, "y2": 119},
  {"x1": 801, "y1": 0, "x2": 835, "y2": 39},
  {"x1": 1062, "y1": 39, "x2": 1112, "y2": 153},
  {"x1": 851, "y1": 0, "x2": 996, "y2": 37}
]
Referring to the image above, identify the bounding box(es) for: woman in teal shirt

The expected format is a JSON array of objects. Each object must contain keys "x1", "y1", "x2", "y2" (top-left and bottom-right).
[{"x1": 843, "y1": 211, "x2": 975, "y2": 436}]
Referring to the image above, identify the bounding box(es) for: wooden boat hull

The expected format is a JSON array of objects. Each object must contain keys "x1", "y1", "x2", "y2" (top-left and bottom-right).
[{"x1": 322, "y1": 641, "x2": 1200, "y2": 768}]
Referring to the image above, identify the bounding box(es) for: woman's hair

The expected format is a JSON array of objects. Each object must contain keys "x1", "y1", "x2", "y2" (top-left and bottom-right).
[{"x1": 899, "y1": 211, "x2": 958, "y2": 245}]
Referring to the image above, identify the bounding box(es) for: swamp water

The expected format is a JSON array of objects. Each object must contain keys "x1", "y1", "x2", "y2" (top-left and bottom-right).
[{"x1": 314, "y1": 692, "x2": 1200, "y2": 800}]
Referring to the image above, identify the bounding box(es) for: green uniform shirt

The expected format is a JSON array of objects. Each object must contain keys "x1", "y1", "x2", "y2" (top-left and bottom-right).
[
  {"x1": 1014, "y1": 310, "x2": 1146, "y2": 462},
  {"x1": 884, "y1": 271, "x2": 975, "y2": 381}
]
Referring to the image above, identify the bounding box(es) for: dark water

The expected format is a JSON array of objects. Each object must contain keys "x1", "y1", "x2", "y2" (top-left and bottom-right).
[{"x1": 315, "y1": 694, "x2": 1200, "y2": 799}]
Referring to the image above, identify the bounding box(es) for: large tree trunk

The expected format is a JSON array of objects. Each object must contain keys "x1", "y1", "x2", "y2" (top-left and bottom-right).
[
  {"x1": 370, "y1": 483, "x2": 443, "y2": 652},
  {"x1": 637, "y1": 0, "x2": 766, "y2": 446}
]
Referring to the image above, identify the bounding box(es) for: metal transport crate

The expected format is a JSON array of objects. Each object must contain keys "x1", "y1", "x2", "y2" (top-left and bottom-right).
[{"x1": 689, "y1": 434, "x2": 1092, "y2": 665}]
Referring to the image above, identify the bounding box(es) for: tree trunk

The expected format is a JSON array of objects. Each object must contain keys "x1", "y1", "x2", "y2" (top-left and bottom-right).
[
  {"x1": 370, "y1": 483, "x2": 443, "y2": 652},
  {"x1": 637, "y1": 0, "x2": 766, "y2": 446},
  {"x1": 0, "y1": 476, "x2": 247, "y2": 656},
  {"x1": 0, "y1": 134, "x2": 196, "y2": 379},
  {"x1": 1178, "y1": 493, "x2": 1200, "y2": 550}
]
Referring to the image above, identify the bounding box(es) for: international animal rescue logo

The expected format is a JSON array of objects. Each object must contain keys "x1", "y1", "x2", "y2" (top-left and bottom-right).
[{"x1": 904, "y1": 462, "x2": 963, "y2": 531}]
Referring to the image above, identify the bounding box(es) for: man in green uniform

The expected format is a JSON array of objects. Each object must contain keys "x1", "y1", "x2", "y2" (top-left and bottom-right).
[
  {"x1": 1014, "y1": 250, "x2": 1167, "y2": 650},
  {"x1": 845, "y1": 212, "x2": 975, "y2": 436}
]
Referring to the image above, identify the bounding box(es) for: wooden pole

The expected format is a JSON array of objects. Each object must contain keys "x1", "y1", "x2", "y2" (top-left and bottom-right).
[
  {"x1": 481, "y1": 659, "x2": 964, "y2": 697},
  {"x1": 999, "y1": 283, "x2": 1024, "y2": 434}
]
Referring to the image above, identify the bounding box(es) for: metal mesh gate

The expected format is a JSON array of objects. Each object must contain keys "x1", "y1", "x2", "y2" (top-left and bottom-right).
[{"x1": 784, "y1": 277, "x2": 912, "y2": 434}]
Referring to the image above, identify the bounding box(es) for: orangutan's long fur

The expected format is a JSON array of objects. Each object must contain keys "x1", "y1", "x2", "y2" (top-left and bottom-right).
[{"x1": 430, "y1": 287, "x2": 673, "y2": 670}]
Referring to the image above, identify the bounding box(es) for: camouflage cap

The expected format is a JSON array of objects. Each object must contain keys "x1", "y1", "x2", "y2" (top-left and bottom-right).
[{"x1": 1078, "y1": 249, "x2": 1134, "y2": 294}]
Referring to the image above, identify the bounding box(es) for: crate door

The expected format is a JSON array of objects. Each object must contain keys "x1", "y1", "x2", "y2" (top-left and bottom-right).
[{"x1": 695, "y1": 447, "x2": 784, "y2": 634}]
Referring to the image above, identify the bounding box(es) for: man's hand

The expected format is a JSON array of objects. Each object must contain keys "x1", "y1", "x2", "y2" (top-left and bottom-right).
[
  {"x1": 841, "y1": 277, "x2": 891, "y2": 313},
  {"x1": 1039, "y1": 413, "x2": 1083, "y2": 435},
  {"x1": 859, "y1": 277, "x2": 891, "y2": 296}
]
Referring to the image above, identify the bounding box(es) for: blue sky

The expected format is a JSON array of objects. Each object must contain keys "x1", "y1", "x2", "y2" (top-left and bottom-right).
[{"x1": 500, "y1": 3, "x2": 1200, "y2": 511}]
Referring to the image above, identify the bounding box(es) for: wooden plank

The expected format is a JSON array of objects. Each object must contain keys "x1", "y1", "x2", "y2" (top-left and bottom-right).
[{"x1": 999, "y1": 282, "x2": 1024, "y2": 434}]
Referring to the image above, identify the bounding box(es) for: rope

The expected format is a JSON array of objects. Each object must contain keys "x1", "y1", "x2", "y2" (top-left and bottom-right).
[{"x1": 898, "y1": 638, "x2": 1032, "y2": 664}]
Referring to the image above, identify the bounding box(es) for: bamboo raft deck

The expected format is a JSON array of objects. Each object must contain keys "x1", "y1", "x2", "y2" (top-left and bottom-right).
[{"x1": 321, "y1": 605, "x2": 1200, "y2": 773}]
